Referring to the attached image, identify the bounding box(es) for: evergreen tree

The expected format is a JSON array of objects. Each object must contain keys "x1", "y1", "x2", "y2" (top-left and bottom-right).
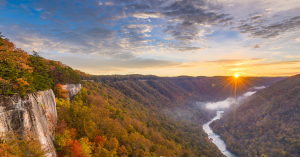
[{"x1": 28, "y1": 51, "x2": 53, "y2": 91}]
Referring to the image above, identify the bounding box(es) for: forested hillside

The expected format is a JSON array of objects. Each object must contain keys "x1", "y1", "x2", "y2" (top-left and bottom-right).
[
  {"x1": 0, "y1": 32, "x2": 81, "y2": 97},
  {"x1": 0, "y1": 33, "x2": 285, "y2": 157},
  {"x1": 97, "y1": 75, "x2": 283, "y2": 103},
  {"x1": 54, "y1": 80, "x2": 226, "y2": 157},
  {"x1": 211, "y1": 74, "x2": 300, "y2": 157}
]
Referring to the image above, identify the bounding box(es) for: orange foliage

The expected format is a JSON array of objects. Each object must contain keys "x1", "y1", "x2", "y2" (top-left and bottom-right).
[
  {"x1": 93, "y1": 135, "x2": 104, "y2": 146},
  {"x1": 67, "y1": 140, "x2": 85, "y2": 157},
  {"x1": 0, "y1": 39, "x2": 32, "y2": 72},
  {"x1": 0, "y1": 78, "x2": 9, "y2": 83},
  {"x1": 53, "y1": 83, "x2": 68, "y2": 99},
  {"x1": 15, "y1": 78, "x2": 29, "y2": 87},
  {"x1": 70, "y1": 128, "x2": 77, "y2": 139},
  {"x1": 13, "y1": 78, "x2": 31, "y2": 95}
]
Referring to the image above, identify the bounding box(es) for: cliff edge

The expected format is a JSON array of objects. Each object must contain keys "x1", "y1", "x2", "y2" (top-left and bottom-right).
[
  {"x1": 0, "y1": 89, "x2": 57, "y2": 156},
  {"x1": 62, "y1": 84, "x2": 81, "y2": 101}
]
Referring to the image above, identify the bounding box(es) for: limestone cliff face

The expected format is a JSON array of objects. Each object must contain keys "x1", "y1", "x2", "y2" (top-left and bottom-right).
[
  {"x1": 0, "y1": 89, "x2": 57, "y2": 156},
  {"x1": 62, "y1": 84, "x2": 81, "y2": 101}
]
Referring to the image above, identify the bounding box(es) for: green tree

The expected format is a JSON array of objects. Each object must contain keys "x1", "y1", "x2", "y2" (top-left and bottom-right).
[{"x1": 28, "y1": 51, "x2": 53, "y2": 91}]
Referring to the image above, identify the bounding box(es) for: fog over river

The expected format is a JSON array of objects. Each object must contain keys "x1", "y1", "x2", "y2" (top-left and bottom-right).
[{"x1": 202, "y1": 89, "x2": 263, "y2": 157}]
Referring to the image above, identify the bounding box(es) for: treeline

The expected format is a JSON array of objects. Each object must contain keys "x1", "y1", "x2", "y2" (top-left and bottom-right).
[
  {"x1": 0, "y1": 32, "x2": 81, "y2": 96},
  {"x1": 94, "y1": 75, "x2": 159, "y2": 83},
  {"x1": 211, "y1": 74, "x2": 300, "y2": 157}
]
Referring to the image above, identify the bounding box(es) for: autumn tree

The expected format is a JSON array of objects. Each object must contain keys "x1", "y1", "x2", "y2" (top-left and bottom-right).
[
  {"x1": 53, "y1": 83, "x2": 68, "y2": 99},
  {"x1": 117, "y1": 145, "x2": 128, "y2": 157}
]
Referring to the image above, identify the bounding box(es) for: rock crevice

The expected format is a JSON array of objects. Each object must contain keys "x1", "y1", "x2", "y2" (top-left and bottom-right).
[{"x1": 0, "y1": 89, "x2": 57, "y2": 156}]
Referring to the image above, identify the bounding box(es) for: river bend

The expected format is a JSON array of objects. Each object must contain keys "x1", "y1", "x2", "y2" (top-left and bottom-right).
[{"x1": 202, "y1": 111, "x2": 236, "y2": 157}]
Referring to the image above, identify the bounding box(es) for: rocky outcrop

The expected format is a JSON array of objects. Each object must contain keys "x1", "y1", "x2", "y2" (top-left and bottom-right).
[
  {"x1": 0, "y1": 89, "x2": 57, "y2": 156},
  {"x1": 62, "y1": 84, "x2": 81, "y2": 101}
]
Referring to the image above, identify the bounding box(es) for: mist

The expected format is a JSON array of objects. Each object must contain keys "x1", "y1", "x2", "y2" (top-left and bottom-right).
[
  {"x1": 250, "y1": 86, "x2": 266, "y2": 90},
  {"x1": 204, "y1": 86, "x2": 265, "y2": 110}
]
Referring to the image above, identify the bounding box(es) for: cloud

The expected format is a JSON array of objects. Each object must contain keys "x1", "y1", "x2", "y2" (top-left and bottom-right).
[
  {"x1": 271, "y1": 46, "x2": 281, "y2": 50},
  {"x1": 0, "y1": 0, "x2": 300, "y2": 74},
  {"x1": 285, "y1": 55, "x2": 300, "y2": 58},
  {"x1": 251, "y1": 60, "x2": 300, "y2": 67},
  {"x1": 4, "y1": 0, "x2": 229, "y2": 57},
  {"x1": 158, "y1": 0, "x2": 232, "y2": 48},
  {"x1": 131, "y1": 12, "x2": 165, "y2": 18},
  {"x1": 232, "y1": 15, "x2": 300, "y2": 38},
  {"x1": 205, "y1": 58, "x2": 266, "y2": 65},
  {"x1": 253, "y1": 44, "x2": 261, "y2": 49},
  {"x1": 45, "y1": 55, "x2": 182, "y2": 74},
  {"x1": 126, "y1": 24, "x2": 152, "y2": 33},
  {"x1": 85, "y1": 27, "x2": 114, "y2": 38},
  {"x1": 105, "y1": 2, "x2": 114, "y2": 6},
  {"x1": 127, "y1": 4, "x2": 150, "y2": 10}
]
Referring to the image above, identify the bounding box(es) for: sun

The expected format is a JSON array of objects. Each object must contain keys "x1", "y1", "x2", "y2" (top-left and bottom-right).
[{"x1": 234, "y1": 74, "x2": 239, "y2": 78}]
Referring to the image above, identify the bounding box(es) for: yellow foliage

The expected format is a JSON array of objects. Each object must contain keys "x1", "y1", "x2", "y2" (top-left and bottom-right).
[
  {"x1": 0, "y1": 143, "x2": 17, "y2": 157},
  {"x1": 55, "y1": 129, "x2": 73, "y2": 149},
  {"x1": 104, "y1": 137, "x2": 119, "y2": 152},
  {"x1": 94, "y1": 146, "x2": 109, "y2": 157},
  {"x1": 55, "y1": 97, "x2": 70, "y2": 110},
  {"x1": 79, "y1": 137, "x2": 92, "y2": 157}
]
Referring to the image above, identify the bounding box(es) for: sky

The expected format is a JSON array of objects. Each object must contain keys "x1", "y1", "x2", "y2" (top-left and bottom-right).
[{"x1": 0, "y1": 0, "x2": 299, "y2": 76}]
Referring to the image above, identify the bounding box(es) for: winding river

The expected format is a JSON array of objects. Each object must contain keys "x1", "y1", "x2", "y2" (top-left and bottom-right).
[{"x1": 203, "y1": 111, "x2": 236, "y2": 157}]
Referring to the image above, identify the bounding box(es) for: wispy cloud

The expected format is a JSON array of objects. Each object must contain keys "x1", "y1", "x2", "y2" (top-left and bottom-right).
[{"x1": 0, "y1": 0, "x2": 299, "y2": 76}]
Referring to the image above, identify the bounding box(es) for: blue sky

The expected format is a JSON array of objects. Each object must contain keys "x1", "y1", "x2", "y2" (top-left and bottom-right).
[{"x1": 0, "y1": 0, "x2": 300, "y2": 76}]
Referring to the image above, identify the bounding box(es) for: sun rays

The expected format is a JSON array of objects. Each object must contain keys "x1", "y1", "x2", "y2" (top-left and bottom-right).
[{"x1": 210, "y1": 76, "x2": 259, "y2": 100}]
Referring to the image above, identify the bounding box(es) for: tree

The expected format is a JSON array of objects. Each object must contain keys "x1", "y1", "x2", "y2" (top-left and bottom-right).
[
  {"x1": 117, "y1": 145, "x2": 128, "y2": 157},
  {"x1": 94, "y1": 147, "x2": 109, "y2": 157},
  {"x1": 133, "y1": 149, "x2": 145, "y2": 157},
  {"x1": 53, "y1": 83, "x2": 69, "y2": 99},
  {"x1": 66, "y1": 140, "x2": 85, "y2": 157},
  {"x1": 93, "y1": 135, "x2": 104, "y2": 146}
]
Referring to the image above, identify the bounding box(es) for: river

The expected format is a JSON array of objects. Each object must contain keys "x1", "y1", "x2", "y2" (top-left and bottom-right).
[{"x1": 202, "y1": 111, "x2": 236, "y2": 157}]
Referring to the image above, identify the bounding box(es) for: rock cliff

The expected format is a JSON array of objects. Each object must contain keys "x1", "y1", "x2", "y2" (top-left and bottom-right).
[
  {"x1": 62, "y1": 84, "x2": 81, "y2": 101},
  {"x1": 0, "y1": 89, "x2": 57, "y2": 156}
]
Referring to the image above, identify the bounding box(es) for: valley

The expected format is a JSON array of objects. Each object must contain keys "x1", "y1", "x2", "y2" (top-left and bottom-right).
[{"x1": 1, "y1": 34, "x2": 299, "y2": 157}]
